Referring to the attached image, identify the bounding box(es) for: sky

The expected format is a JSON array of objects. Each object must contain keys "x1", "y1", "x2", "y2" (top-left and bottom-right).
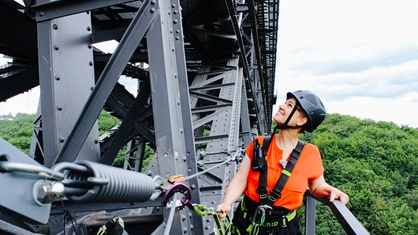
[
  {"x1": 1, "y1": 0, "x2": 418, "y2": 128},
  {"x1": 274, "y1": 0, "x2": 418, "y2": 128}
]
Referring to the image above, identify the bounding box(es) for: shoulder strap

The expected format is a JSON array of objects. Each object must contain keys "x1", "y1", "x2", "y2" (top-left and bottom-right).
[
  {"x1": 258, "y1": 140, "x2": 305, "y2": 206},
  {"x1": 254, "y1": 135, "x2": 274, "y2": 198}
]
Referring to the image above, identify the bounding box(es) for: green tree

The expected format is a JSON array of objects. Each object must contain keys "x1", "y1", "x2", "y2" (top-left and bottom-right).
[{"x1": 2, "y1": 112, "x2": 417, "y2": 234}]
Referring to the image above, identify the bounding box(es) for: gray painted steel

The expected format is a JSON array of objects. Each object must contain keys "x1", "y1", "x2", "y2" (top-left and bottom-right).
[{"x1": 0, "y1": 1, "x2": 368, "y2": 235}]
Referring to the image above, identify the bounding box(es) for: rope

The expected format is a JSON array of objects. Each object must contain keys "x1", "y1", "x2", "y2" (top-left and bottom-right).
[
  {"x1": 193, "y1": 204, "x2": 231, "y2": 235},
  {"x1": 168, "y1": 150, "x2": 243, "y2": 183},
  {"x1": 164, "y1": 192, "x2": 180, "y2": 235}
]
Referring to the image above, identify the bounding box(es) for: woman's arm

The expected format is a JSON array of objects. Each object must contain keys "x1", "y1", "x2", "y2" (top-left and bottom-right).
[
  {"x1": 309, "y1": 175, "x2": 349, "y2": 205},
  {"x1": 216, "y1": 154, "x2": 251, "y2": 219}
]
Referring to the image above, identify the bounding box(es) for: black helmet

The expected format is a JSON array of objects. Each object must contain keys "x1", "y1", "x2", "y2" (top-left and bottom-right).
[{"x1": 287, "y1": 90, "x2": 326, "y2": 132}]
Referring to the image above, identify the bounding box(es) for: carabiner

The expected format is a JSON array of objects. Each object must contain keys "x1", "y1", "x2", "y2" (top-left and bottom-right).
[
  {"x1": 161, "y1": 183, "x2": 192, "y2": 210},
  {"x1": 252, "y1": 204, "x2": 272, "y2": 226}
]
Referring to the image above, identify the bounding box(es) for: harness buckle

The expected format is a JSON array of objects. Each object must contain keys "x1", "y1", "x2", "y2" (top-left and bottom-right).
[
  {"x1": 282, "y1": 215, "x2": 289, "y2": 228},
  {"x1": 270, "y1": 189, "x2": 282, "y2": 199},
  {"x1": 256, "y1": 187, "x2": 267, "y2": 195}
]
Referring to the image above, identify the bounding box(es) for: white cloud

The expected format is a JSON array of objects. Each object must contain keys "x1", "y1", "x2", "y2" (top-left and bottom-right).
[
  {"x1": 275, "y1": 0, "x2": 418, "y2": 128},
  {"x1": 325, "y1": 93, "x2": 418, "y2": 128}
]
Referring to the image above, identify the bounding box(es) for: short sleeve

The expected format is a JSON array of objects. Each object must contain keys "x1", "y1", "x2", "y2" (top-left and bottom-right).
[{"x1": 306, "y1": 144, "x2": 324, "y2": 180}]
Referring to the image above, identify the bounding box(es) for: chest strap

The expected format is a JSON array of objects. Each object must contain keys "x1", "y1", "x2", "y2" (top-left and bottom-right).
[{"x1": 256, "y1": 139, "x2": 305, "y2": 206}]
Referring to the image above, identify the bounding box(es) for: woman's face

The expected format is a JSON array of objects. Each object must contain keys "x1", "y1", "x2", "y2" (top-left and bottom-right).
[{"x1": 273, "y1": 98, "x2": 307, "y2": 127}]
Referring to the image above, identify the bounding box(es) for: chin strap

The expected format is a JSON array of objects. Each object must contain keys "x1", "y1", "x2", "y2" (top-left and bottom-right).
[{"x1": 276, "y1": 106, "x2": 304, "y2": 130}]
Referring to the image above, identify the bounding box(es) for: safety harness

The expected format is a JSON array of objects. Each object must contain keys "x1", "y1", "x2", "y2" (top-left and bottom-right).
[
  {"x1": 236, "y1": 134, "x2": 305, "y2": 234},
  {"x1": 254, "y1": 136, "x2": 305, "y2": 206}
]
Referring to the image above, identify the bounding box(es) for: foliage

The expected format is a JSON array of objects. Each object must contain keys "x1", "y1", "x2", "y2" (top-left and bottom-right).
[
  {"x1": 1, "y1": 112, "x2": 417, "y2": 234},
  {"x1": 298, "y1": 113, "x2": 418, "y2": 235},
  {"x1": 0, "y1": 113, "x2": 35, "y2": 154}
]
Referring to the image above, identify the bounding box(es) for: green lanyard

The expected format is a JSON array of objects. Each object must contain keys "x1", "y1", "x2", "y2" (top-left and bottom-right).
[{"x1": 193, "y1": 204, "x2": 232, "y2": 235}]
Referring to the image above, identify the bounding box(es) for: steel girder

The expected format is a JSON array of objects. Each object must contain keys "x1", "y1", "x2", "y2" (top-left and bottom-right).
[{"x1": 0, "y1": 0, "x2": 279, "y2": 234}]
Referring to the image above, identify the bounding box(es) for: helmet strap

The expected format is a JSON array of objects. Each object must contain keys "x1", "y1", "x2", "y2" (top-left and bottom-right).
[{"x1": 277, "y1": 106, "x2": 303, "y2": 130}]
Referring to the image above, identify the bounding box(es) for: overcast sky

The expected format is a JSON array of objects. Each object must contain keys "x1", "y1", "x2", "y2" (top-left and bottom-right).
[
  {"x1": 1, "y1": 0, "x2": 418, "y2": 128},
  {"x1": 274, "y1": 0, "x2": 418, "y2": 128}
]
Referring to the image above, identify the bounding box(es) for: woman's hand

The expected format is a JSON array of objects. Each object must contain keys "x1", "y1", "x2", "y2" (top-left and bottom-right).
[
  {"x1": 309, "y1": 175, "x2": 349, "y2": 205},
  {"x1": 216, "y1": 203, "x2": 231, "y2": 221},
  {"x1": 329, "y1": 187, "x2": 349, "y2": 205}
]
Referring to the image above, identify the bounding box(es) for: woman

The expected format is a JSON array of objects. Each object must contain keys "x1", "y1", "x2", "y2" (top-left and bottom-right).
[{"x1": 216, "y1": 90, "x2": 349, "y2": 235}]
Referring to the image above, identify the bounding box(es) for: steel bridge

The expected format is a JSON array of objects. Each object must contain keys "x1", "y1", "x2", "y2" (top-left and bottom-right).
[{"x1": 0, "y1": 0, "x2": 369, "y2": 234}]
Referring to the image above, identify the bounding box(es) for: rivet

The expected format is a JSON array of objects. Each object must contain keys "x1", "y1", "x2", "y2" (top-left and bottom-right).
[
  {"x1": 173, "y1": 19, "x2": 178, "y2": 24},
  {"x1": 86, "y1": 26, "x2": 91, "y2": 31},
  {"x1": 89, "y1": 61, "x2": 93, "y2": 66},
  {"x1": 150, "y1": 8, "x2": 155, "y2": 13},
  {"x1": 59, "y1": 138, "x2": 65, "y2": 143},
  {"x1": 57, "y1": 106, "x2": 63, "y2": 111},
  {"x1": 54, "y1": 45, "x2": 59, "y2": 50},
  {"x1": 55, "y1": 76, "x2": 60, "y2": 81},
  {"x1": 53, "y1": 24, "x2": 58, "y2": 30}
]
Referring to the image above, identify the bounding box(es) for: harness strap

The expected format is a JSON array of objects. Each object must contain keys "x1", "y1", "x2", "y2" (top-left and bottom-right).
[
  {"x1": 258, "y1": 140, "x2": 305, "y2": 206},
  {"x1": 254, "y1": 135, "x2": 273, "y2": 196},
  {"x1": 233, "y1": 196, "x2": 297, "y2": 234},
  {"x1": 244, "y1": 210, "x2": 297, "y2": 235}
]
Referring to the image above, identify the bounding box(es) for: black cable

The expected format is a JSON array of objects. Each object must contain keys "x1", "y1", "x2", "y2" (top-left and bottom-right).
[{"x1": 60, "y1": 200, "x2": 79, "y2": 235}]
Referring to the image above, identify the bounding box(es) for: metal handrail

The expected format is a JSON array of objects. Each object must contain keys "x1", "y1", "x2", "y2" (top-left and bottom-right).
[{"x1": 305, "y1": 191, "x2": 370, "y2": 235}]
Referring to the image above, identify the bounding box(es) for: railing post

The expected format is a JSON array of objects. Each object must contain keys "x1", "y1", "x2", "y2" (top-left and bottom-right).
[{"x1": 305, "y1": 193, "x2": 316, "y2": 235}]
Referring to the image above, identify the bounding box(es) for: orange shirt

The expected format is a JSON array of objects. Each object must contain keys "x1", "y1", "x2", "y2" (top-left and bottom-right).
[{"x1": 244, "y1": 135, "x2": 324, "y2": 210}]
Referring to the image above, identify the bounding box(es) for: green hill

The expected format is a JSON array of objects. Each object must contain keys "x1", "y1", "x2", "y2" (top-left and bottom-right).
[{"x1": 1, "y1": 113, "x2": 417, "y2": 234}]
